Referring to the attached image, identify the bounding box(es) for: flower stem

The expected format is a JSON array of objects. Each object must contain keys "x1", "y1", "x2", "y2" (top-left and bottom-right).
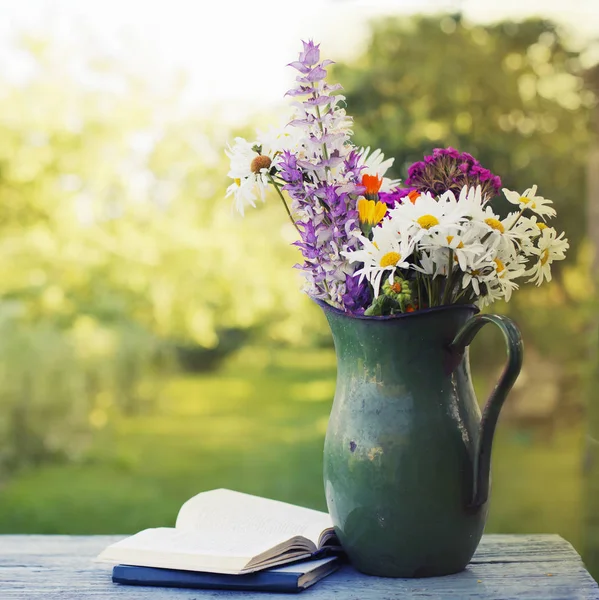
[
  {"x1": 454, "y1": 288, "x2": 470, "y2": 303},
  {"x1": 314, "y1": 103, "x2": 330, "y2": 163},
  {"x1": 508, "y1": 209, "x2": 525, "y2": 231},
  {"x1": 442, "y1": 250, "x2": 455, "y2": 306},
  {"x1": 426, "y1": 276, "x2": 434, "y2": 307},
  {"x1": 268, "y1": 174, "x2": 301, "y2": 234}
]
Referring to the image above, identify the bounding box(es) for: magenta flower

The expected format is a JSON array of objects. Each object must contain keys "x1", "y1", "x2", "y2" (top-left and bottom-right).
[{"x1": 406, "y1": 147, "x2": 501, "y2": 200}]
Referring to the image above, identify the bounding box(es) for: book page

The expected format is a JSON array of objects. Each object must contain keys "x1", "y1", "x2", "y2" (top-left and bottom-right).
[
  {"x1": 316, "y1": 527, "x2": 339, "y2": 548},
  {"x1": 97, "y1": 527, "x2": 265, "y2": 573},
  {"x1": 175, "y1": 489, "x2": 333, "y2": 549}
]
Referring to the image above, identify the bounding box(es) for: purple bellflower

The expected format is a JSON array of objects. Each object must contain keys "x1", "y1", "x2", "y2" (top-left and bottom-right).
[{"x1": 275, "y1": 41, "x2": 369, "y2": 313}]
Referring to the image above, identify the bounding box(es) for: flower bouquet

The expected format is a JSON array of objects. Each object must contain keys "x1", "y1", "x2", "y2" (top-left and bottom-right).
[
  {"x1": 225, "y1": 40, "x2": 568, "y2": 317},
  {"x1": 224, "y1": 41, "x2": 569, "y2": 578}
]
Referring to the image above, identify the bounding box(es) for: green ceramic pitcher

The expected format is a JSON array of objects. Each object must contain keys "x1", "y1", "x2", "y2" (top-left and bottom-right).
[{"x1": 318, "y1": 300, "x2": 523, "y2": 578}]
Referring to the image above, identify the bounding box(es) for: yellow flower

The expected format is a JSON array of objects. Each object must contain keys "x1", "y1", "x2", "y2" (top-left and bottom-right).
[{"x1": 358, "y1": 198, "x2": 387, "y2": 226}]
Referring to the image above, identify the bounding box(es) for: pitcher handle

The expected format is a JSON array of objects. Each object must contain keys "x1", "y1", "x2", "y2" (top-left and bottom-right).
[{"x1": 450, "y1": 313, "x2": 523, "y2": 509}]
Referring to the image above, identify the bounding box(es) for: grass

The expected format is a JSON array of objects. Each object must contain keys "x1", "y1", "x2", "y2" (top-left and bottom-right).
[{"x1": 0, "y1": 345, "x2": 589, "y2": 572}]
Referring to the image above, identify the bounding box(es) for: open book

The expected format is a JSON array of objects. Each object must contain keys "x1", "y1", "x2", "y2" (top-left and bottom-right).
[{"x1": 97, "y1": 489, "x2": 339, "y2": 575}]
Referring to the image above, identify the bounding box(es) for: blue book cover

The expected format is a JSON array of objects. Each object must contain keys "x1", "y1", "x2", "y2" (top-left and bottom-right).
[{"x1": 112, "y1": 555, "x2": 341, "y2": 593}]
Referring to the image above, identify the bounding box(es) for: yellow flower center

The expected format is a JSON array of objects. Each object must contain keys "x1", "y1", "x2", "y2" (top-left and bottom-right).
[
  {"x1": 485, "y1": 218, "x2": 505, "y2": 233},
  {"x1": 358, "y1": 198, "x2": 387, "y2": 226},
  {"x1": 446, "y1": 235, "x2": 454, "y2": 244},
  {"x1": 380, "y1": 252, "x2": 401, "y2": 268},
  {"x1": 234, "y1": 178, "x2": 241, "y2": 186},
  {"x1": 494, "y1": 258, "x2": 505, "y2": 273},
  {"x1": 417, "y1": 214, "x2": 439, "y2": 229},
  {"x1": 540, "y1": 249, "x2": 550, "y2": 266},
  {"x1": 520, "y1": 196, "x2": 536, "y2": 209},
  {"x1": 537, "y1": 222, "x2": 548, "y2": 230}
]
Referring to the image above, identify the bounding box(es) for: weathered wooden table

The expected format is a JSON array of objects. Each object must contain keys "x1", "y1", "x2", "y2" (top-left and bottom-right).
[{"x1": 1, "y1": 534, "x2": 598, "y2": 599}]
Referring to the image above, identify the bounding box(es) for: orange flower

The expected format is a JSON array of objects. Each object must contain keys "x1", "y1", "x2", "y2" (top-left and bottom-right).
[
  {"x1": 408, "y1": 190, "x2": 420, "y2": 204},
  {"x1": 362, "y1": 174, "x2": 383, "y2": 196}
]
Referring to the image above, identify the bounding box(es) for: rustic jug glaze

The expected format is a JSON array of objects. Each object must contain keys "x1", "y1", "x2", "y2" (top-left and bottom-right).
[{"x1": 318, "y1": 301, "x2": 523, "y2": 578}]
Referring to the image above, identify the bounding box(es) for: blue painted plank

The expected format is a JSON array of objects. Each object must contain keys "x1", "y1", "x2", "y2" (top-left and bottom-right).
[{"x1": 0, "y1": 534, "x2": 597, "y2": 599}]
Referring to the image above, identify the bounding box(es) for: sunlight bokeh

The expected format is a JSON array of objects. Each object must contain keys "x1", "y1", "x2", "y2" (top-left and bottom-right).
[{"x1": 2, "y1": 0, "x2": 598, "y2": 117}]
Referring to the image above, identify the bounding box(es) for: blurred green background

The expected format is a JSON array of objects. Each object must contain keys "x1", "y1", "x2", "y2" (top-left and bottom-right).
[{"x1": 1, "y1": 0, "x2": 598, "y2": 583}]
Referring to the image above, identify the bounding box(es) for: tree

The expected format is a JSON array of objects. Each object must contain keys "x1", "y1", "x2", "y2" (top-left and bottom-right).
[{"x1": 0, "y1": 34, "x2": 324, "y2": 478}]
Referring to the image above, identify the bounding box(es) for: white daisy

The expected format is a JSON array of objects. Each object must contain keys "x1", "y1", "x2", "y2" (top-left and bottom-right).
[
  {"x1": 528, "y1": 215, "x2": 551, "y2": 236},
  {"x1": 461, "y1": 250, "x2": 496, "y2": 297},
  {"x1": 526, "y1": 227, "x2": 569, "y2": 286},
  {"x1": 453, "y1": 186, "x2": 517, "y2": 255},
  {"x1": 412, "y1": 249, "x2": 447, "y2": 278},
  {"x1": 225, "y1": 177, "x2": 259, "y2": 216},
  {"x1": 388, "y1": 191, "x2": 466, "y2": 241},
  {"x1": 489, "y1": 250, "x2": 526, "y2": 303},
  {"x1": 455, "y1": 185, "x2": 486, "y2": 220},
  {"x1": 478, "y1": 281, "x2": 504, "y2": 308},
  {"x1": 257, "y1": 125, "x2": 305, "y2": 158},
  {"x1": 458, "y1": 186, "x2": 540, "y2": 257},
  {"x1": 461, "y1": 192, "x2": 507, "y2": 236},
  {"x1": 501, "y1": 212, "x2": 539, "y2": 256},
  {"x1": 225, "y1": 136, "x2": 272, "y2": 215},
  {"x1": 420, "y1": 226, "x2": 486, "y2": 273},
  {"x1": 342, "y1": 226, "x2": 415, "y2": 297},
  {"x1": 226, "y1": 137, "x2": 260, "y2": 183},
  {"x1": 502, "y1": 185, "x2": 557, "y2": 219},
  {"x1": 463, "y1": 194, "x2": 533, "y2": 259}
]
